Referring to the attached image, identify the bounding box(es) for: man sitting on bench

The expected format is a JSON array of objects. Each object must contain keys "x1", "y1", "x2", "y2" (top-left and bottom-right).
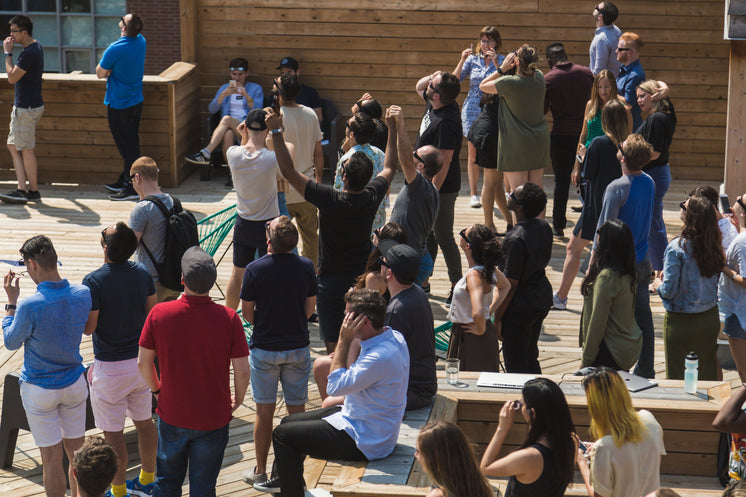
[
  {"x1": 185, "y1": 57, "x2": 263, "y2": 167},
  {"x1": 253, "y1": 288, "x2": 409, "y2": 497}
]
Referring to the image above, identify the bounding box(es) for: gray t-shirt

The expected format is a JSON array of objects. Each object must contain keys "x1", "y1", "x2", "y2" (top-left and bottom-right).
[
  {"x1": 129, "y1": 193, "x2": 174, "y2": 280},
  {"x1": 390, "y1": 172, "x2": 439, "y2": 256}
]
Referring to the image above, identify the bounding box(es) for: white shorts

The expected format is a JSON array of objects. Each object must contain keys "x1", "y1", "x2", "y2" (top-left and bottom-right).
[
  {"x1": 88, "y1": 358, "x2": 152, "y2": 432},
  {"x1": 20, "y1": 374, "x2": 88, "y2": 447}
]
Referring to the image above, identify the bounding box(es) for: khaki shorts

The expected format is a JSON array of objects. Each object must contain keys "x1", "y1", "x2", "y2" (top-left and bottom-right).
[{"x1": 8, "y1": 105, "x2": 44, "y2": 150}]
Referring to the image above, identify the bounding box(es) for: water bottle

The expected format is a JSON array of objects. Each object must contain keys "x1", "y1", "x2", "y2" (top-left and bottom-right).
[{"x1": 684, "y1": 351, "x2": 698, "y2": 394}]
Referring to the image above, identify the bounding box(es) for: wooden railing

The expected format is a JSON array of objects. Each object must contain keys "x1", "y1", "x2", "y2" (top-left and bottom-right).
[{"x1": 0, "y1": 61, "x2": 200, "y2": 188}]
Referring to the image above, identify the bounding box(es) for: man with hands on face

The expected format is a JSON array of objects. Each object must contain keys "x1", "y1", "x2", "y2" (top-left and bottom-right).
[
  {"x1": 252, "y1": 288, "x2": 409, "y2": 497},
  {"x1": 185, "y1": 58, "x2": 264, "y2": 167}
]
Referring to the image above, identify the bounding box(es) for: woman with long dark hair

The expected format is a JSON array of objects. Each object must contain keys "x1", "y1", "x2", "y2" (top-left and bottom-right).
[
  {"x1": 553, "y1": 99, "x2": 629, "y2": 310},
  {"x1": 416, "y1": 421, "x2": 494, "y2": 497},
  {"x1": 636, "y1": 79, "x2": 676, "y2": 274},
  {"x1": 657, "y1": 195, "x2": 724, "y2": 380},
  {"x1": 481, "y1": 378, "x2": 576, "y2": 497},
  {"x1": 352, "y1": 221, "x2": 408, "y2": 297},
  {"x1": 577, "y1": 368, "x2": 665, "y2": 497},
  {"x1": 446, "y1": 224, "x2": 509, "y2": 372},
  {"x1": 579, "y1": 219, "x2": 641, "y2": 369},
  {"x1": 453, "y1": 26, "x2": 504, "y2": 209}
]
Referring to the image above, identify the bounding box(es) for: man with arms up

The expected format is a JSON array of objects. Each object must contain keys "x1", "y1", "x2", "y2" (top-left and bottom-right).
[
  {"x1": 592, "y1": 133, "x2": 655, "y2": 378},
  {"x1": 544, "y1": 42, "x2": 593, "y2": 238},
  {"x1": 387, "y1": 105, "x2": 442, "y2": 286},
  {"x1": 268, "y1": 106, "x2": 395, "y2": 353},
  {"x1": 82, "y1": 223, "x2": 157, "y2": 497},
  {"x1": 97, "y1": 13, "x2": 146, "y2": 201},
  {"x1": 413, "y1": 70, "x2": 463, "y2": 303},
  {"x1": 589, "y1": 2, "x2": 622, "y2": 77},
  {"x1": 185, "y1": 58, "x2": 263, "y2": 170},
  {"x1": 3, "y1": 235, "x2": 91, "y2": 497},
  {"x1": 138, "y1": 247, "x2": 250, "y2": 496},
  {"x1": 253, "y1": 288, "x2": 409, "y2": 496},
  {"x1": 239, "y1": 215, "x2": 317, "y2": 488},
  {"x1": 0, "y1": 15, "x2": 44, "y2": 204}
]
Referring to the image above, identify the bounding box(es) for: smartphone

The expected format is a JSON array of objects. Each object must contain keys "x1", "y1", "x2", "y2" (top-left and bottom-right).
[
  {"x1": 721, "y1": 193, "x2": 732, "y2": 214},
  {"x1": 271, "y1": 90, "x2": 280, "y2": 114}
]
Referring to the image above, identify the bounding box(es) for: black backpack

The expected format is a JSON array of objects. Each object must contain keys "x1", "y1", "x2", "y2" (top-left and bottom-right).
[{"x1": 140, "y1": 195, "x2": 199, "y2": 292}]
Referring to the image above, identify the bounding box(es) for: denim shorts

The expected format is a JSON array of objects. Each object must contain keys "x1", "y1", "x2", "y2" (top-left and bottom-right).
[
  {"x1": 249, "y1": 346, "x2": 311, "y2": 405},
  {"x1": 723, "y1": 314, "x2": 746, "y2": 339}
]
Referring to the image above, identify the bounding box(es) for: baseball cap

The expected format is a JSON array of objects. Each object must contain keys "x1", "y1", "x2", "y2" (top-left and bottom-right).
[
  {"x1": 245, "y1": 108, "x2": 268, "y2": 131},
  {"x1": 181, "y1": 247, "x2": 217, "y2": 294},
  {"x1": 379, "y1": 240, "x2": 420, "y2": 281},
  {"x1": 277, "y1": 57, "x2": 299, "y2": 71}
]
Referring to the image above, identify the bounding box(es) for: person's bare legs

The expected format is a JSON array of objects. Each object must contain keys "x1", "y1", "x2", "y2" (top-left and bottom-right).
[
  {"x1": 205, "y1": 116, "x2": 239, "y2": 153},
  {"x1": 494, "y1": 171, "x2": 512, "y2": 225},
  {"x1": 7, "y1": 143, "x2": 27, "y2": 190},
  {"x1": 221, "y1": 128, "x2": 237, "y2": 159},
  {"x1": 467, "y1": 141, "x2": 480, "y2": 198},
  {"x1": 254, "y1": 403, "x2": 276, "y2": 475},
  {"x1": 134, "y1": 418, "x2": 157, "y2": 475},
  {"x1": 62, "y1": 436, "x2": 85, "y2": 497},
  {"x1": 20, "y1": 148, "x2": 38, "y2": 191},
  {"x1": 504, "y1": 170, "x2": 529, "y2": 225},
  {"x1": 729, "y1": 336, "x2": 746, "y2": 382},
  {"x1": 557, "y1": 235, "x2": 591, "y2": 301},
  {"x1": 527, "y1": 168, "x2": 546, "y2": 218},
  {"x1": 39, "y1": 443, "x2": 67, "y2": 497},
  {"x1": 226, "y1": 265, "x2": 245, "y2": 310},
  {"x1": 313, "y1": 355, "x2": 333, "y2": 400},
  {"x1": 481, "y1": 169, "x2": 497, "y2": 231},
  {"x1": 104, "y1": 431, "x2": 129, "y2": 487}
]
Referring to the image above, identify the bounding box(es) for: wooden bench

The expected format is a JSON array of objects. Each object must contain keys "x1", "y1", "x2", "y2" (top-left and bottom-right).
[{"x1": 325, "y1": 373, "x2": 732, "y2": 497}]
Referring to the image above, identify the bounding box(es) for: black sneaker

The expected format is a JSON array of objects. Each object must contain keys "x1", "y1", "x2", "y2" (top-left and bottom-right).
[
  {"x1": 185, "y1": 151, "x2": 210, "y2": 165},
  {"x1": 25, "y1": 190, "x2": 41, "y2": 202},
  {"x1": 109, "y1": 185, "x2": 139, "y2": 201},
  {"x1": 104, "y1": 180, "x2": 125, "y2": 193},
  {"x1": 253, "y1": 476, "x2": 282, "y2": 494},
  {"x1": 0, "y1": 189, "x2": 28, "y2": 204}
]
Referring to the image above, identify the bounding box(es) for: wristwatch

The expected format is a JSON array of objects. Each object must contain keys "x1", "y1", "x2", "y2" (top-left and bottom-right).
[
  {"x1": 5, "y1": 304, "x2": 16, "y2": 311},
  {"x1": 270, "y1": 128, "x2": 283, "y2": 135}
]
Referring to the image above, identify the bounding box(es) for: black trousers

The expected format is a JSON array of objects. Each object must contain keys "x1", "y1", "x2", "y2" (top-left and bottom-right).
[
  {"x1": 550, "y1": 134, "x2": 580, "y2": 231},
  {"x1": 107, "y1": 102, "x2": 143, "y2": 184},
  {"x1": 501, "y1": 307, "x2": 550, "y2": 373},
  {"x1": 272, "y1": 407, "x2": 367, "y2": 497}
]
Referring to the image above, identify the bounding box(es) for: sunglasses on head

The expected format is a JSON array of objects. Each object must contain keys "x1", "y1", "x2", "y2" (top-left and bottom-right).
[{"x1": 230, "y1": 67, "x2": 246, "y2": 71}]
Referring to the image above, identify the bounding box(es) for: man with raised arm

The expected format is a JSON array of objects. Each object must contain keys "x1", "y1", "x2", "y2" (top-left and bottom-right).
[{"x1": 267, "y1": 106, "x2": 396, "y2": 353}]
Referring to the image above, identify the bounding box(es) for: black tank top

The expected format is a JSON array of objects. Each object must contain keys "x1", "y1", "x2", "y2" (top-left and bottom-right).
[{"x1": 504, "y1": 443, "x2": 566, "y2": 497}]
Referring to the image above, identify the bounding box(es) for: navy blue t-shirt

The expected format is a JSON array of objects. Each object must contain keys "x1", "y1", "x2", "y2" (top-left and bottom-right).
[
  {"x1": 15, "y1": 41, "x2": 43, "y2": 108},
  {"x1": 240, "y1": 253, "x2": 318, "y2": 351},
  {"x1": 82, "y1": 261, "x2": 155, "y2": 361}
]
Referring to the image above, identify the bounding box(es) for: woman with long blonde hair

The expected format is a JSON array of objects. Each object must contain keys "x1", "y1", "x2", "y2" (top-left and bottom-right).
[
  {"x1": 577, "y1": 368, "x2": 665, "y2": 497},
  {"x1": 416, "y1": 421, "x2": 494, "y2": 497}
]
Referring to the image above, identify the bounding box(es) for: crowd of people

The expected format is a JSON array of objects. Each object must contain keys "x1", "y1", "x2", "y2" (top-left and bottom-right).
[{"x1": 3, "y1": 3, "x2": 746, "y2": 497}]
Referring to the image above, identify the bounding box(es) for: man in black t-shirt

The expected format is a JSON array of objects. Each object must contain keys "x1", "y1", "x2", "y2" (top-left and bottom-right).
[
  {"x1": 82, "y1": 222, "x2": 158, "y2": 497},
  {"x1": 413, "y1": 70, "x2": 463, "y2": 301},
  {"x1": 380, "y1": 241, "x2": 437, "y2": 410},
  {"x1": 0, "y1": 15, "x2": 44, "y2": 204},
  {"x1": 495, "y1": 183, "x2": 553, "y2": 374},
  {"x1": 267, "y1": 107, "x2": 396, "y2": 353}
]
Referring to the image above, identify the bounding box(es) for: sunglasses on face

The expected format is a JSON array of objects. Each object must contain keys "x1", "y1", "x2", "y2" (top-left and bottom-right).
[
  {"x1": 617, "y1": 143, "x2": 627, "y2": 161},
  {"x1": 413, "y1": 150, "x2": 424, "y2": 164},
  {"x1": 680, "y1": 201, "x2": 687, "y2": 211},
  {"x1": 616, "y1": 47, "x2": 632, "y2": 52},
  {"x1": 459, "y1": 228, "x2": 470, "y2": 244},
  {"x1": 377, "y1": 256, "x2": 390, "y2": 268}
]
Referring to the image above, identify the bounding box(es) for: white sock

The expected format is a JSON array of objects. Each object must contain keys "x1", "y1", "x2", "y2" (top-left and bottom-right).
[{"x1": 201, "y1": 148, "x2": 211, "y2": 158}]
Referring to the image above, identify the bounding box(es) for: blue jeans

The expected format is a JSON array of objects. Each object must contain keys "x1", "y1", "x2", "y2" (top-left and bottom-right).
[
  {"x1": 154, "y1": 418, "x2": 229, "y2": 497},
  {"x1": 646, "y1": 164, "x2": 671, "y2": 271},
  {"x1": 633, "y1": 258, "x2": 656, "y2": 378}
]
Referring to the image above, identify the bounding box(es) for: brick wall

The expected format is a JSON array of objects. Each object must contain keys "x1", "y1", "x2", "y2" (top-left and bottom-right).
[{"x1": 128, "y1": 0, "x2": 181, "y2": 75}]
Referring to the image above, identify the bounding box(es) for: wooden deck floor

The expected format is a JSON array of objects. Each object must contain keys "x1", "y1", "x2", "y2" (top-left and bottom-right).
[{"x1": 0, "y1": 169, "x2": 736, "y2": 496}]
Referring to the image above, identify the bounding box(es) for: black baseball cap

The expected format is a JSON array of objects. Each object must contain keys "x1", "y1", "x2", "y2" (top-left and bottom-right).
[
  {"x1": 245, "y1": 109, "x2": 268, "y2": 131},
  {"x1": 277, "y1": 57, "x2": 299, "y2": 71},
  {"x1": 379, "y1": 240, "x2": 420, "y2": 281}
]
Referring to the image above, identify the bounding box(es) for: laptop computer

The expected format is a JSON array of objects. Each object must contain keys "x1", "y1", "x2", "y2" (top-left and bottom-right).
[{"x1": 477, "y1": 372, "x2": 537, "y2": 389}]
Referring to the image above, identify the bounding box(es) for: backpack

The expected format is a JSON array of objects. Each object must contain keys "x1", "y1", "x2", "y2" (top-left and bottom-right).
[{"x1": 140, "y1": 195, "x2": 199, "y2": 292}]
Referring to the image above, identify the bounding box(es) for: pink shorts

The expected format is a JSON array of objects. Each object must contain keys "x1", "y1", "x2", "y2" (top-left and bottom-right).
[{"x1": 88, "y1": 358, "x2": 152, "y2": 432}]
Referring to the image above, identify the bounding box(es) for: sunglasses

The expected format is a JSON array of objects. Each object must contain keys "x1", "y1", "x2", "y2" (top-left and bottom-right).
[
  {"x1": 509, "y1": 191, "x2": 521, "y2": 205},
  {"x1": 616, "y1": 47, "x2": 632, "y2": 52},
  {"x1": 680, "y1": 201, "x2": 687, "y2": 211},
  {"x1": 9, "y1": 258, "x2": 28, "y2": 277},
  {"x1": 129, "y1": 172, "x2": 138, "y2": 181},
  {"x1": 119, "y1": 16, "x2": 126, "y2": 25},
  {"x1": 373, "y1": 228, "x2": 381, "y2": 238},
  {"x1": 428, "y1": 80, "x2": 439, "y2": 94},
  {"x1": 617, "y1": 143, "x2": 627, "y2": 161},
  {"x1": 101, "y1": 228, "x2": 111, "y2": 248},
  {"x1": 377, "y1": 256, "x2": 390, "y2": 268},
  {"x1": 229, "y1": 67, "x2": 246, "y2": 71},
  {"x1": 737, "y1": 196, "x2": 746, "y2": 212},
  {"x1": 459, "y1": 228, "x2": 470, "y2": 244},
  {"x1": 413, "y1": 150, "x2": 424, "y2": 164}
]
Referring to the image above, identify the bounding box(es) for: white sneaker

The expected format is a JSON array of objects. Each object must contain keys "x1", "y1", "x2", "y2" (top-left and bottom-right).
[
  {"x1": 552, "y1": 291, "x2": 567, "y2": 310},
  {"x1": 470, "y1": 195, "x2": 482, "y2": 208}
]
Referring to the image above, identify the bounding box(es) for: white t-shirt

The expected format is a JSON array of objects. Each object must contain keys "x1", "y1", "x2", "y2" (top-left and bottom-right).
[
  {"x1": 228, "y1": 94, "x2": 247, "y2": 120},
  {"x1": 226, "y1": 145, "x2": 279, "y2": 221},
  {"x1": 590, "y1": 409, "x2": 666, "y2": 497},
  {"x1": 720, "y1": 217, "x2": 740, "y2": 251},
  {"x1": 280, "y1": 104, "x2": 323, "y2": 204}
]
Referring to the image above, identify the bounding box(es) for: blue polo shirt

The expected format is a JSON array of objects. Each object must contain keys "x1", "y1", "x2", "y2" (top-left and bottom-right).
[
  {"x1": 99, "y1": 34, "x2": 146, "y2": 109},
  {"x1": 617, "y1": 59, "x2": 646, "y2": 130}
]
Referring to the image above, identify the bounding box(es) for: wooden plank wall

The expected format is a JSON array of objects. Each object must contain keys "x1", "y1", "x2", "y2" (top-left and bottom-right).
[
  {"x1": 191, "y1": 0, "x2": 728, "y2": 181},
  {"x1": 0, "y1": 63, "x2": 200, "y2": 188}
]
